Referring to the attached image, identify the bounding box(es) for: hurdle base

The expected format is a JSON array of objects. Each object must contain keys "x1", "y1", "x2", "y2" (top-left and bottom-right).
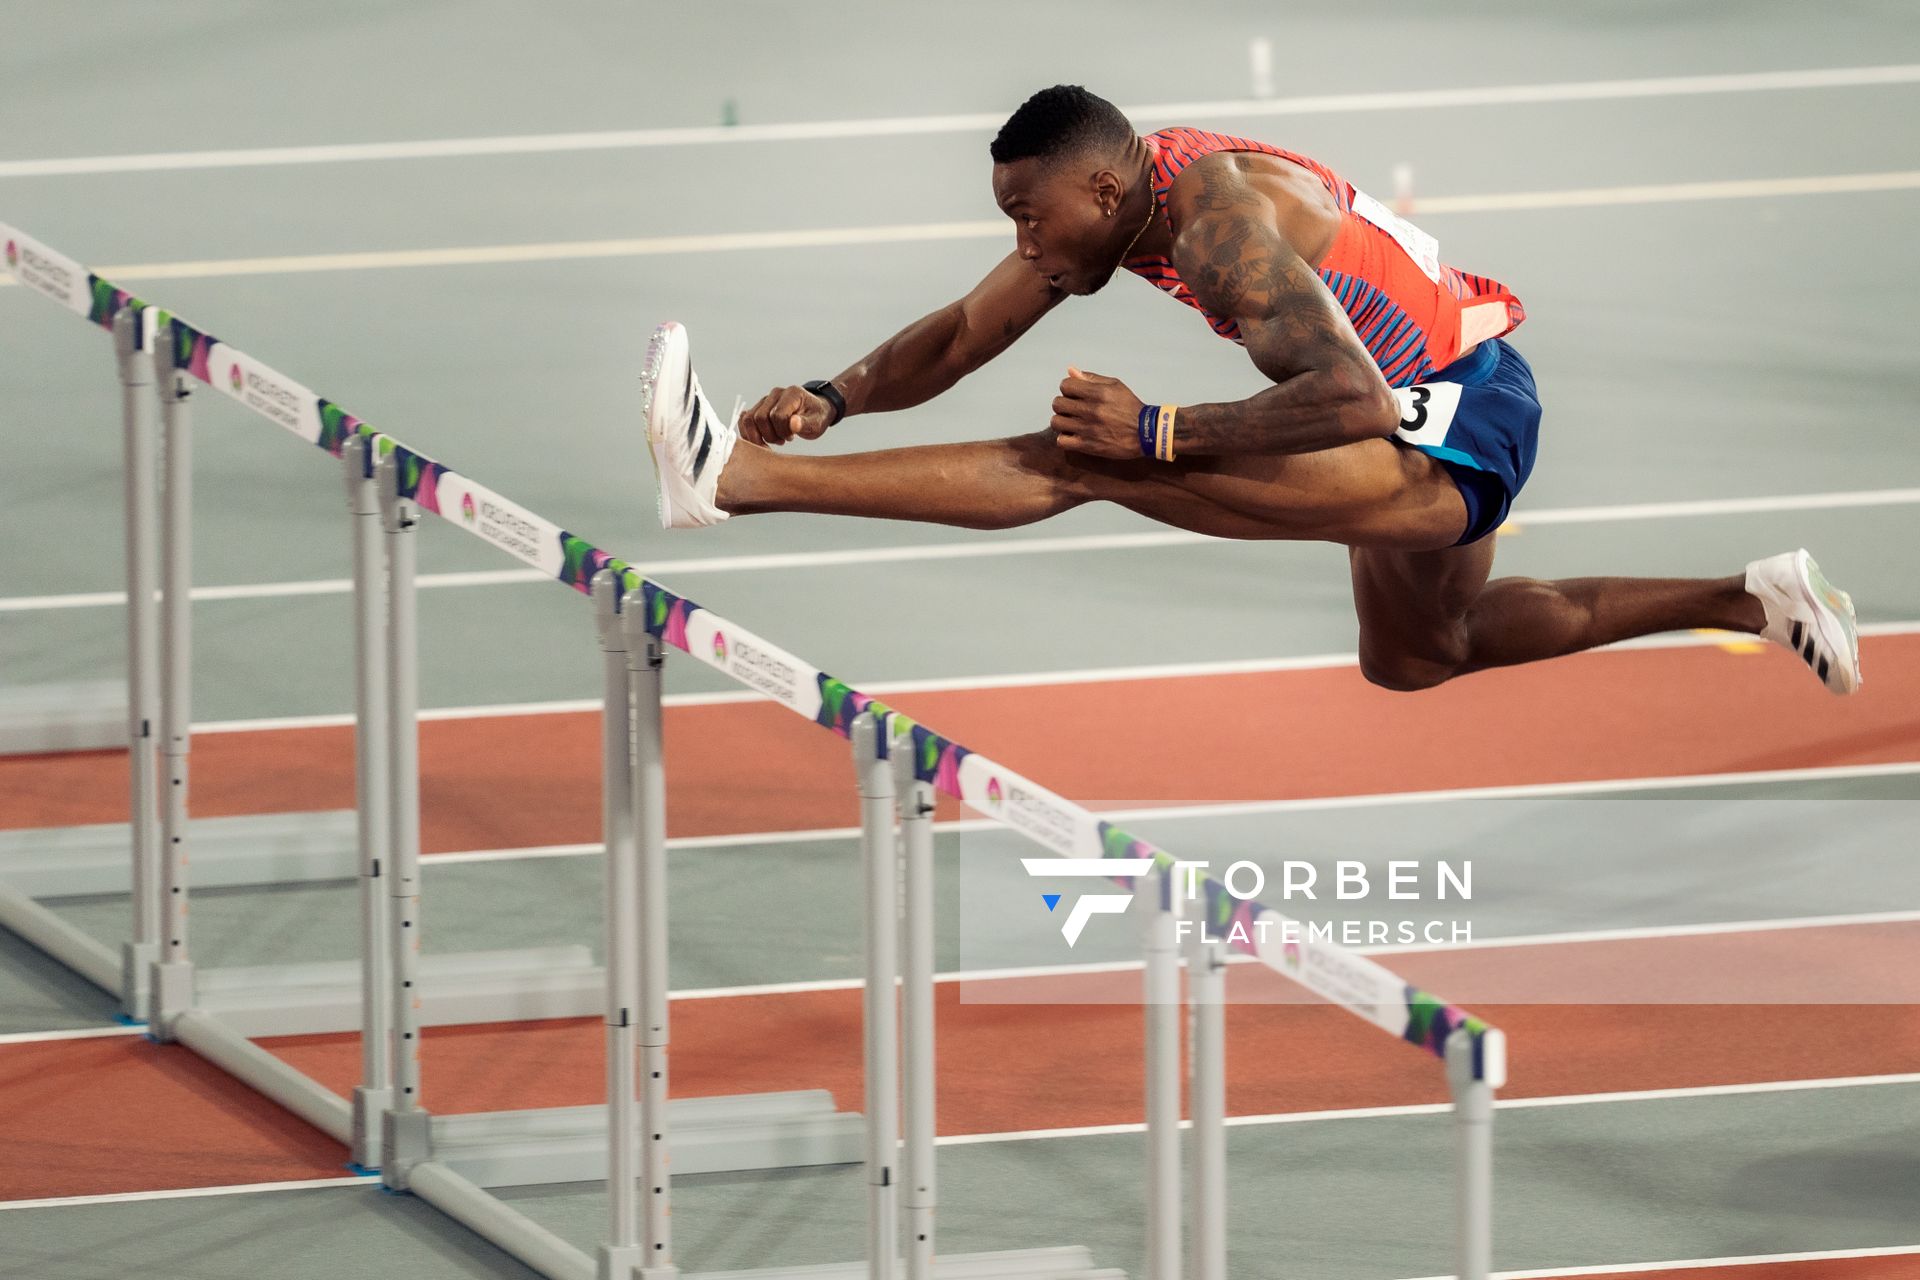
[
  {"x1": 120, "y1": 938, "x2": 157, "y2": 1023},
  {"x1": 0, "y1": 810, "x2": 357, "y2": 897},
  {"x1": 0, "y1": 680, "x2": 125, "y2": 756},
  {"x1": 0, "y1": 880, "x2": 123, "y2": 997},
  {"x1": 407, "y1": 1160, "x2": 594, "y2": 1280},
  {"x1": 194, "y1": 944, "x2": 604, "y2": 1035},
  {"x1": 384, "y1": 1107, "x2": 435, "y2": 1190},
  {"x1": 433, "y1": 1091, "x2": 864, "y2": 1187},
  {"x1": 148, "y1": 958, "x2": 196, "y2": 1040},
  {"x1": 682, "y1": 1247, "x2": 1123, "y2": 1280},
  {"x1": 354, "y1": 1085, "x2": 393, "y2": 1171},
  {"x1": 598, "y1": 1243, "x2": 652, "y2": 1280},
  {"x1": 172, "y1": 1009, "x2": 352, "y2": 1142}
]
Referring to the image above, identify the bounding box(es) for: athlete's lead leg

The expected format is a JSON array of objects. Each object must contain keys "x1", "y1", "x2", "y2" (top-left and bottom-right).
[{"x1": 643, "y1": 318, "x2": 1468, "y2": 548}]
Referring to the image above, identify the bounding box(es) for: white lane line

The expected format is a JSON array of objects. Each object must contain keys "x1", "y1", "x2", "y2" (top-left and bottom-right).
[
  {"x1": 0, "y1": 893, "x2": 1843, "y2": 1047},
  {"x1": 0, "y1": 1175, "x2": 375, "y2": 1212},
  {"x1": 177, "y1": 620, "x2": 1920, "y2": 735},
  {"x1": 1400, "y1": 1242, "x2": 1920, "y2": 1280},
  {"x1": 3, "y1": 63, "x2": 1916, "y2": 178},
  {"x1": 1364, "y1": 907, "x2": 1920, "y2": 956},
  {"x1": 939, "y1": 1072, "x2": 1920, "y2": 1147},
  {"x1": 8, "y1": 487, "x2": 1920, "y2": 618},
  {"x1": 4, "y1": 171, "x2": 1914, "y2": 291},
  {"x1": 17, "y1": 895, "x2": 1907, "y2": 1041},
  {"x1": 1417, "y1": 169, "x2": 1920, "y2": 213},
  {"x1": 0, "y1": 1024, "x2": 143, "y2": 1046},
  {"x1": 1502, "y1": 486, "x2": 1920, "y2": 527},
  {"x1": 655, "y1": 897, "x2": 1920, "y2": 1003},
  {"x1": 31, "y1": 221, "x2": 1009, "y2": 283},
  {"x1": 425, "y1": 758, "x2": 1920, "y2": 871}
]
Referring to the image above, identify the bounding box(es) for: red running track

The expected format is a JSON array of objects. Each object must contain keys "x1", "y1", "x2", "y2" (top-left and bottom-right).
[
  {"x1": 1, "y1": 635, "x2": 1915, "y2": 1209},
  {"x1": 0, "y1": 635, "x2": 1914, "y2": 850}
]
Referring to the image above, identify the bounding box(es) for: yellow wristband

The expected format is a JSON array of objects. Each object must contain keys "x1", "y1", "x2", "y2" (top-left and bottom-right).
[{"x1": 1155, "y1": 405, "x2": 1179, "y2": 461}]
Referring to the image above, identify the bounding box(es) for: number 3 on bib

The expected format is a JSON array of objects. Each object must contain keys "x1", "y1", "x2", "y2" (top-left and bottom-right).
[{"x1": 1391, "y1": 380, "x2": 1464, "y2": 449}]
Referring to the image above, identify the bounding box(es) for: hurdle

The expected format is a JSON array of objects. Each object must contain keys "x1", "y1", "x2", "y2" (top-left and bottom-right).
[
  {"x1": 0, "y1": 224, "x2": 863, "y2": 1176},
  {"x1": 2, "y1": 222, "x2": 1506, "y2": 1279},
  {"x1": 628, "y1": 572, "x2": 1505, "y2": 1280}
]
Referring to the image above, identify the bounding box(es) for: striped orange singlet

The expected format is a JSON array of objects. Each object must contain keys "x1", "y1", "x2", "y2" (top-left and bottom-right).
[{"x1": 1124, "y1": 127, "x2": 1525, "y2": 386}]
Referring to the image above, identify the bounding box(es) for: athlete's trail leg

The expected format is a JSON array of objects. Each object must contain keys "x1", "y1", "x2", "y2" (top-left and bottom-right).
[{"x1": 1351, "y1": 542, "x2": 1765, "y2": 691}]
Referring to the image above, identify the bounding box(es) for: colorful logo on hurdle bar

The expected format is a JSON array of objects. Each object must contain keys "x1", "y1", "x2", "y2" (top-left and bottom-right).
[
  {"x1": 985, "y1": 777, "x2": 1003, "y2": 811},
  {"x1": 3, "y1": 240, "x2": 16, "y2": 269},
  {"x1": 461, "y1": 492, "x2": 476, "y2": 524},
  {"x1": 1023, "y1": 856, "x2": 1156, "y2": 947},
  {"x1": 712, "y1": 631, "x2": 729, "y2": 662},
  {"x1": 229, "y1": 363, "x2": 244, "y2": 393}
]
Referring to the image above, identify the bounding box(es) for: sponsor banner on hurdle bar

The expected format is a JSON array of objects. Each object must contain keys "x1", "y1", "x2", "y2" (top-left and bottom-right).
[
  {"x1": 1, "y1": 224, "x2": 92, "y2": 316},
  {"x1": 681, "y1": 612, "x2": 824, "y2": 718},
  {"x1": 376, "y1": 444, "x2": 565, "y2": 580},
  {"x1": 207, "y1": 342, "x2": 327, "y2": 445},
  {"x1": 635, "y1": 578, "x2": 899, "y2": 730},
  {"x1": 955, "y1": 752, "x2": 1102, "y2": 858}
]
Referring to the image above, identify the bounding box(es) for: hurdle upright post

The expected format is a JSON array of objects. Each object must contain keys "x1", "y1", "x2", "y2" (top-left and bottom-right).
[
  {"x1": 378, "y1": 448, "x2": 431, "y2": 1187},
  {"x1": 596, "y1": 571, "x2": 644, "y2": 1280},
  {"x1": 890, "y1": 718, "x2": 936, "y2": 1280},
  {"x1": 1446, "y1": 1028, "x2": 1495, "y2": 1280},
  {"x1": 1143, "y1": 865, "x2": 1182, "y2": 1280},
  {"x1": 853, "y1": 712, "x2": 899, "y2": 1280},
  {"x1": 345, "y1": 431, "x2": 393, "y2": 1171},
  {"x1": 113, "y1": 307, "x2": 160, "y2": 1023},
  {"x1": 622, "y1": 582, "x2": 676, "y2": 1279},
  {"x1": 148, "y1": 317, "x2": 196, "y2": 1035},
  {"x1": 1186, "y1": 934, "x2": 1228, "y2": 1280}
]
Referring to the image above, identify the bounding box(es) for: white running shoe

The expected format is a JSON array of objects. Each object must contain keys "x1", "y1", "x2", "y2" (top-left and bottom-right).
[
  {"x1": 1745, "y1": 549, "x2": 1861, "y2": 695},
  {"x1": 641, "y1": 321, "x2": 736, "y2": 529}
]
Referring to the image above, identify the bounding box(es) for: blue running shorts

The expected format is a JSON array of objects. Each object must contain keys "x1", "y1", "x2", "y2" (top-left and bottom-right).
[{"x1": 1390, "y1": 338, "x2": 1541, "y2": 545}]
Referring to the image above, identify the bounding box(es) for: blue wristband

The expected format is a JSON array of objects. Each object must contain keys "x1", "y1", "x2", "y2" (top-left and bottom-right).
[{"x1": 1137, "y1": 403, "x2": 1178, "y2": 461}]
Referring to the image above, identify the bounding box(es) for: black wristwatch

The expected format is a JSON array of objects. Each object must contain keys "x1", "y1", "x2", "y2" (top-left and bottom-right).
[{"x1": 803, "y1": 379, "x2": 847, "y2": 426}]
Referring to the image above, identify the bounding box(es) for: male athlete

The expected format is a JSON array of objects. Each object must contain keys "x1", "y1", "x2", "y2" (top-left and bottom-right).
[{"x1": 641, "y1": 85, "x2": 1860, "y2": 694}]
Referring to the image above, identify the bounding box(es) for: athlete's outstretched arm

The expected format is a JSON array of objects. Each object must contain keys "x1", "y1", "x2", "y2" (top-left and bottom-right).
[
  {"x1": 741, "y1": 251, "x2": 1062, "y2": 445},
  {"x1": 1166, "y1": 165, "x2": 1400, "y2": 455}
]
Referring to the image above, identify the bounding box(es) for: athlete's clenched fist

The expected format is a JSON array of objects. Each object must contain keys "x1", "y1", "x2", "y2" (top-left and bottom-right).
[{"x1": 741, "y1": 385, "x2": 837, "y2": 446}]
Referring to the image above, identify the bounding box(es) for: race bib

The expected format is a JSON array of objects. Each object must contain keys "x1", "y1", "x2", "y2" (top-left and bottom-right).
[
  {"x1": 1391, "y1": 380, "x2": 1464, "y2": 449},
  {"x1": 1350, "y1": 189, "x2": 1443, "y2": 284}
]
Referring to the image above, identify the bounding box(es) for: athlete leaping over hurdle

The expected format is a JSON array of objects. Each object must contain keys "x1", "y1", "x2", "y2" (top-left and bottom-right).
[{"x1": 640, "y1": 85, "x2": 1860, "y2": 694}]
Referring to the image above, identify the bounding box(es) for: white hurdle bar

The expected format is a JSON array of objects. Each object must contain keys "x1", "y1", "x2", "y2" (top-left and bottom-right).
[
  {"x1": 623, "y1": 584, "x2": 675, "y2": 1275},
  {"x1": 1185, "y1": 935, "x2": 1228, "y2": 1280},
  {"x1": 892, "y1": 719, "x2": 939, "y2": 1280},
  {"x1": 150, "y1": 315, "x2": 196, "y2": 1030},
  {"x1": 597, "y1": 571, "x2": 646, "y2": 1279},
  {"x1": 112, "y1": 306, "x2": 160, "y2": 1023},
  {"x1": 856, "y1": 712, "x2": 901, "y2": 1280},
  {"x1": 1142, "y1": 868, "x2": 1181, "y2": 1280},
  {"x1": 1448, "y1": 1028, "x2": 1495, "y2": 1280},
  {"x1": 346, "y1": 431, "x2": 394, "y2": 1170},
  {"x1": 378, "y1": 448, "x2": 432, "y2": 1179}
]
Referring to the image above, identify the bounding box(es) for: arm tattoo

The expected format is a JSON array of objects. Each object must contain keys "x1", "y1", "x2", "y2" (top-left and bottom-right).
[{"x1": 1167, "y1": 162, "x2": 1396, "y2": 455}]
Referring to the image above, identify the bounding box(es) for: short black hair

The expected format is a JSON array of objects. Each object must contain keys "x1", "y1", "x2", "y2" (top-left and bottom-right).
[{"x1": 990, "y1": 85, "x2": 1134, "y2": 166}]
